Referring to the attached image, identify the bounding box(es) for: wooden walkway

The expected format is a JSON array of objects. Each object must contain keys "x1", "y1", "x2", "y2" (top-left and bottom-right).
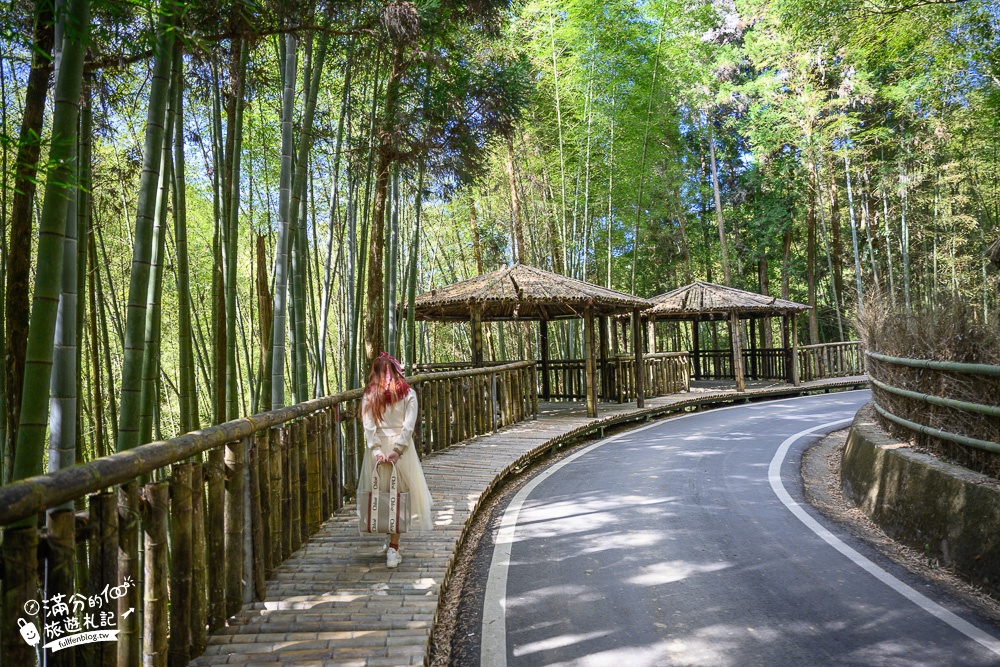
[{"x1": 189, "y1": 377, "x2": 866, "y2": 666}]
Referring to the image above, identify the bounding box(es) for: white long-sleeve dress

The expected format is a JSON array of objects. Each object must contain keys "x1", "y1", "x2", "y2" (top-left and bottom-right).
[{"x1": 358, "y1": 388, "x2": 433, "y2": 533}]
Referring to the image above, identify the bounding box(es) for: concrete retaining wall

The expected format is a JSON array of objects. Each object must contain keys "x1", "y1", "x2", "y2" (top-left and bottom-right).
[{"x1": 841, "y1": 404, "x2": 1000, "y2": 599}]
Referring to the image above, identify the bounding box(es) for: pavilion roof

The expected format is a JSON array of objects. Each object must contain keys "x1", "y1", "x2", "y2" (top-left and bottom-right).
[
  {"x1": 407, "y1": 263, "x2": 651, "y2": 321},
  {"x1": 644, "y1": 281, "x2": 810, "y2": 320}
]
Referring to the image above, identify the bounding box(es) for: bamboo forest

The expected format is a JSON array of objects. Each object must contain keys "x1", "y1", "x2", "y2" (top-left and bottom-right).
[
  {"x1": 0, "y1": 0, "x2": 998, "y2": 479},
  {"x1": 3, "y1": 0, "x2": 1000, "y2": 664}
]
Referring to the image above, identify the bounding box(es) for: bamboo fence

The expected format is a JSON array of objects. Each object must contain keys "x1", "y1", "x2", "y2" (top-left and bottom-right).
[{"x1": 0, "y1": 361, "x2": 536, "y2": 667}]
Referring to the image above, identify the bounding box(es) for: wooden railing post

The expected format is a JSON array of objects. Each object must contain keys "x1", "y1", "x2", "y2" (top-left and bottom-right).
[
  {"x1": 119, "y1": 481, "x2": 141, "y2": 665},
  {"x1": 257, "y1": 429, "x2": 273, "y2": 578},
  {"x1": 332, "y1": 404, "x2": 344, "y2": 509},
  {"x1": 190, "y1": 462, "x2": 207, "y2": 656},
  {"x1": 224, "y1": 438, "x2": 245, "y2": 618},
  {"x1": 249, "y1": 435, "x2": 266, "y2": 601},
  {"x1": 169, "y1": 463, "x2": 193, "y2": 667},
  {"x1": 206, "y1": 448, "x2": 226, "y2": 630},
  {"x1": 269, "y1": 426, "x2": 284, "y2": 568},
  {"x1": 290, "y1": 422, "x2": 303, "y2": 551},
  {"x1": 44, "y1": 507, "x2": 75, "y2": 667},
  {"x1": 1, "y1": 525, "x2": 38, "y2": 664},
  {"x1": 89, "y1": 491, "x2": 119, "y2": 666},
  {"x1": 280, "y1": 423, "x2": 293, "y2": 559},
  {"x1": 491, "y1": 372, "x2": 498, "y2": 432},
  {"x1": 143, "y1": 480, "x2": 169, "y2": 667},
  {"x1": 306, "y1": 415, "x2": 322, "y2": 535}
]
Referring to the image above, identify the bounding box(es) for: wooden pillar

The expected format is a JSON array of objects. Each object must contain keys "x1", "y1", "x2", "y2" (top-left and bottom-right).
[
  {"x1": 119, "y1": 481, "x2": 141, "y2": 665},
  {"x1": 169, "y1": 463, "x2": 193, "y2": 667},
  {"x1": 749, "y1": 317, "x2": 758, "y2": 380},
  {"x1": 730, "y1": 312, "x2": 746, "y2": 392},
  {"x1": 471, "y1": 305, "x2": 485, "y2": 367},
  {"x1": 539, "y1": 319, "x2": 550, "y2": 400},
  {"x1": 584, "y1": 306, "x2": 597, "y2": 417},
  {"x1": 45, "y1": 508, "x2": 75, "y2": 667},
  {"x1": 647, "y1": 317, "x2": 656, "y2": 354},
  {"x1": 781, "y1": 314, "x2": 791, "y2": 383},
  {"x1": 225, "y1": 438, "x2": 246, "y2": 618},
  {"x1": 632, "y1": 308, "x2": 645, "y2": 408},
  {"x1": 791, "y1": 314, "x2": 801, "y2": 386},
  {"x1": 598, "y1": 316, "x2": 609, "y2": 401},
  {"x1": 692, "y1": 320, "x2": 702, "y2": 380}
]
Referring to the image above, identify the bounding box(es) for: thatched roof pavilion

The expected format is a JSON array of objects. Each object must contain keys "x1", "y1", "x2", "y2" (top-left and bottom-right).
[
  {"x1": 410, "y1": 263, "x2": 650, "y2": 321},
  {"x1": 642, "y1": 281, "x2": 810, "y2": 392},
  {"x1": 645, "y1": 281, "x2": 810, "y2": 321},
  {"x1": 406, "y1": 264, "x2": 652, "y2": 416}
]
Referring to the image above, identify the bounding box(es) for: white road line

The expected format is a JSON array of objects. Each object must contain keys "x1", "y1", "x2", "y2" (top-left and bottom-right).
[
  {"x1": 769, "y1": 419, "x2": 1000, "y2": 657},
  {"x1": 481, "y1": 390, "x2": 868, "y2": 667}
]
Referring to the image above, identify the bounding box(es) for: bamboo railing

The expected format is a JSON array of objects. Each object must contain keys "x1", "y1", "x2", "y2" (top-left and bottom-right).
[
  {"x1": 865, "y1": 351, "x2": 1000, "y2": 457},
  {"x1": 798, "y1": 341, "x2": 864, "y2": 381},
  {"x1": 0, "y1": 361, "x2": 536, "y2": 667},
  {"x1": 612, "y1": 352, "x2": 690, "y2": 402}
]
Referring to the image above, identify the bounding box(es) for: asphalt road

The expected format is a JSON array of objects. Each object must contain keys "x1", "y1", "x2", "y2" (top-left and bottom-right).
[{"x1": 478, "y1": 391, "x2": 1000, "y2": 667}]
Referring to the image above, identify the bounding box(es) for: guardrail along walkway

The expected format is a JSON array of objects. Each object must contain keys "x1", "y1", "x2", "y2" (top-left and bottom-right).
[{"x1": 190, "y1": 375, "x2": 865, "y2": 666}]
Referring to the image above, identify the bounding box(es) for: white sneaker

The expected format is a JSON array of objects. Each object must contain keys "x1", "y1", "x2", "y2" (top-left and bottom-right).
[
  {"x1": 374, "y1": 538, "x2": 389, "y2": 556},
  {"x1": 386, "y1": 547, "x2": 402, "y2": 569}
]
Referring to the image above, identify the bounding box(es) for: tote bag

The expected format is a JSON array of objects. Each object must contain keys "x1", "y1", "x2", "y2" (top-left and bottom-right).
[{"x1": 358, "y1": 462, "x2": 411, "y2": 534}]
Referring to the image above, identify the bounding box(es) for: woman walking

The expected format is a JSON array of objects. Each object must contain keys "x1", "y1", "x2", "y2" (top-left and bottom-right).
[{"x1": 359, "y1": 352, "x2": 433, "y2": 567}]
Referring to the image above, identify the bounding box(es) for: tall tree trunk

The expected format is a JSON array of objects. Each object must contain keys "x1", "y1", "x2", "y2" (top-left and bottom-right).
[
  {"x1": 606, "y1": 89, "x2": 616, "y2": 288},
  {"x1": 116, "y1": 3, "x2": 175, "y2": 452},
  {"x1": 900, "y1": 167, "x2": 912, "y2": 313},
  {"x1": 845, "y1": 156, "x2": 864, "y2": 317},
  {"x1": 815, "y1": 171, "x2": 845, "y2": 341},
  {"x1": 758, "y1": 257, "x2": 772, "y2": 347},
  {"x1": 5, "y1": 0, "x2": 54, "y2": 473},
  {"x1": 271, "y1": 32, "x2": 298, "y2": 409},
  {"x1": 632, "y1": 12, "x2": 665, "y2": 293},
  {"x1": 405, "y1": 160, "x2": 425, "y2": 373},
  {"x1": 173, "y1": 46, "x2": 199, "y2": 433},
  {"x1": 11, "y1": 0, "x2": 89, "y2": 483},
  {"x1": 506, "y1": 134, "x2": 525, "y2": 265},
  {"x1": 138, "y1": 67, "x2": 176, "y2": 448},
  {"x1": 470, "y1": 196, "x2": 484, "y2": 274},
  {"x1": 548, "y1": 10, "x2": 568, "y2": 272},
  {"x1": 318, "y1": 38, "x2": 354, "y2": 393},
  {"x1": 806, "y1": 174, "x2": 819, "y2": 344},
  {"x1": 708, "y1": 125, "x2": 731, "y2": 286},
  {"x1": 828, "y1": 167, "x2": 844, "y2": 309},
  {"x1": 226, "y1": 39, "x2": 247, "y2": 419},
  {"x1": 48, "y1": 9, "x2": 83, "y2": 482},
  {"x1": 364, "y1": 41, "x2": 407, "y2": 373}
]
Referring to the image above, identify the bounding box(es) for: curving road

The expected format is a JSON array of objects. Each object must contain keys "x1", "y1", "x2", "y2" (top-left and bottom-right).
[{"x1": 480, "y1": 391, "x2": 1000, "y2": 667}]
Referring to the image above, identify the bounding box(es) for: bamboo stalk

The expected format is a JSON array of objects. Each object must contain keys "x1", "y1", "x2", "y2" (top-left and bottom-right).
[
  {"x1": 224, "y1": 438, "x2": 245, "y2": 617},
  {"x1": 143, "y1": 481, "x2": 169, "y2": 667},
  {"x1": 88, "y1": 491, "x2": 119, "y2": 666},
  {"x1": 269, "y1": 426, "x2": 283, "y2": 568},
  {"x1": 118, "y1": 481, "x2": 140, "y2": 666},
  {"x1": 206, "y1": 448, "x2": 225, "y2": 629},
  {"x1": 297, "y1": 419, "x2": 308, "y2": 542},
  {"x1": 168, "y1": 464, "x2": 192, "y2": 667},
  {"x1": 1, "y1": 525, "x2": 38, "y2": 663},
  {"x1": 332, "y1": 404, "x2": 343, "y2": 510},
  {"x1": 318, "y1": 410, "x2": 330, "y2": 519},
  {"x1": 284, "y1": 423, "x2": 296, "y2": 556},
  {"x1": 45, "y1": 508, "x2": 75, "y2": 667},
  {"x1": 190, "y1": 462, "x2": 207, "y2": 656},
  {"x1": 256, "y1": 428, "x2": 272, "y2": 577},
  {"x1": 249, "y1": 435, "x2": 265, "y2": 600},
  {"x1": 443, "y1": 378, "x2": 452, "y2": 448},
  {"x1": 306, "y1": 414, "x2": 321, "y2": 534}
]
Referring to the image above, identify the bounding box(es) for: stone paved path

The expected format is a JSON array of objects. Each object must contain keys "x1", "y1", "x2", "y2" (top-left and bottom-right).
[{"x1": 189, "y1": 377, "x2": 865, "y2": 666}]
